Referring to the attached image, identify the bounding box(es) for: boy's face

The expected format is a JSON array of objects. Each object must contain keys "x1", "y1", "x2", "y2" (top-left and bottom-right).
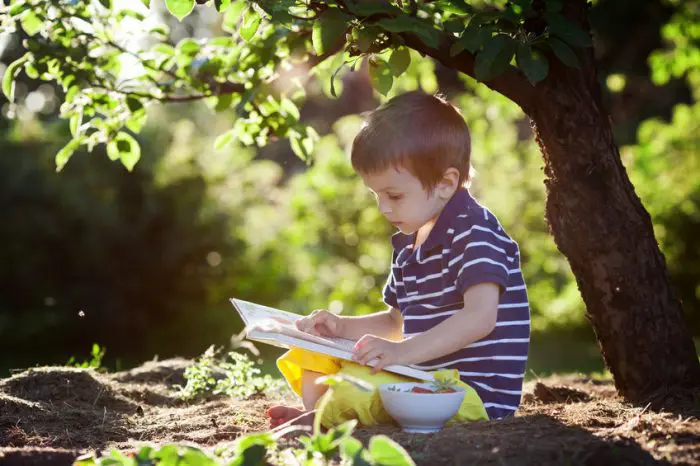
[{"x1": 360, "y1": 167, "x2": 446, "y2": 235}]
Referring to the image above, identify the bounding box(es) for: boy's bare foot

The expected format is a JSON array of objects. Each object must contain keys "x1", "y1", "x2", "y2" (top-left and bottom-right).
[{"x1": 267, "y1": 405, "x2": 315, "y2": 429}]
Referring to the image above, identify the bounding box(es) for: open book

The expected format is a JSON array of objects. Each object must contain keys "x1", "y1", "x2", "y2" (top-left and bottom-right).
[{"x1": 230, "y1": 298, "x2": 433, "y2": 381}]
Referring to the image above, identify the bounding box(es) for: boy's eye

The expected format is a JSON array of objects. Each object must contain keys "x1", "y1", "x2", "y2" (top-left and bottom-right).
[{"x1": 388, "y1": 194, "x2": 403, "y2": 201}]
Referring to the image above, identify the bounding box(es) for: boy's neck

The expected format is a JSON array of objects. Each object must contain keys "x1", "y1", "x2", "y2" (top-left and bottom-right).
[
  {"x1": 413, "y1": 196, "x2": 451, "y2": 249},
  {"x1": 414, "y1": 221, "x2": 435, "y2": 249}
]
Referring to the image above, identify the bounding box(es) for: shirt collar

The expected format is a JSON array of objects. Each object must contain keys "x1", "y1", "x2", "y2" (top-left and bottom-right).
[{"x1": 390, "y1": 188, "x2": 474, "y2": 253}]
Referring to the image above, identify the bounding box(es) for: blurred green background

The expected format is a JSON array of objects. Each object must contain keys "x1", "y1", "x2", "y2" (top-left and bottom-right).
[{"x1": 0, "y1": 0, "x2": 698, "y2": 378}]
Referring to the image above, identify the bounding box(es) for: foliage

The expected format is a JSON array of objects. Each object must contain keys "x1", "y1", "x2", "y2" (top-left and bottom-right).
[
  {"x1": 0, "y1": 0, "x2": 593, "y2": 171},
  {"x1": 66, "y1": 343, "x2": 106, "y2": 370},
  {"x1": 77, "y1": 374, "x2": 415, "y2": 466},
  {"x1": 175, "y1": 345, "x2": 287, "y2": 401}
]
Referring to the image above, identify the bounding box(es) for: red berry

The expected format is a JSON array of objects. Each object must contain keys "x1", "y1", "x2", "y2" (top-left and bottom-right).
[{"x1": 410, "y1": 386, "x2": 435, "y2": 394}]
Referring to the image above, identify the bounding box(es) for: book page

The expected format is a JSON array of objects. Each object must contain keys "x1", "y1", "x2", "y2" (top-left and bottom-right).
[
  {"x1": 248, "y1": 317, "x2": 357, "y2": 352},
  {"x1": 231, "y1": 298, "x2": 302, "y2": 326},
  {"x1": 231, "y1": 298, "x2": 357, "y2": 351}
]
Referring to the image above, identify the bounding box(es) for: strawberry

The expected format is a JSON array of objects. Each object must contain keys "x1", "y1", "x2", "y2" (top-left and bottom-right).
[{"x1": 410, "y1": 386, "x2": 435, "y2": 394}]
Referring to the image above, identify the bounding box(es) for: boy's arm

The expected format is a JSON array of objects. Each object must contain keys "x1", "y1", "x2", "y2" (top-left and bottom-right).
[
  {"x1": 339, "y1": 307, "x2": 403, "y2": 341},
  {"x1": 399, "y1": 283, "x2": 499, "y2": 364},
  {"x1": 352, "y1": 283, "x2": 499, "y2": 369}
]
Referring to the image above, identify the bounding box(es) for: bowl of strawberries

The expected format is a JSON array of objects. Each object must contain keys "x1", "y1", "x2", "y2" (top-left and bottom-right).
[{"x1": 378, "y1": 380, "x2": 465, "y2": 433}]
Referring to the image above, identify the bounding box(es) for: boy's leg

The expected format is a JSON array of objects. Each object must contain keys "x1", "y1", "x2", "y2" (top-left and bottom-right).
[
  {"x1": 268, "y1": 349, "x2": 341, "y2": 428},
  {"x1": 268, "y1": 369, "x2": 328, "y2": 428}
]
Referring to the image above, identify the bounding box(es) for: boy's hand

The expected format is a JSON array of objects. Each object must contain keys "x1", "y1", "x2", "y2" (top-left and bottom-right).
[
  {"x1": 296, "y1": 310, "x2": 342, "y2": 337},
  {"x1": 352, "y1": 335, "x2": 405, "y2": 373}
]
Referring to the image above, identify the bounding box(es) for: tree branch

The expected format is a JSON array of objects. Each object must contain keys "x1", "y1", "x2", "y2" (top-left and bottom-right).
[{"x1": 400, "y1": 31, "x2": 535, "y2": 113}]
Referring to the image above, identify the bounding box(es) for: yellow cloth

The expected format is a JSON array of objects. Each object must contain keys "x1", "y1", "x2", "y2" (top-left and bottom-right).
[{"x1": 277, "y1": 348, "x2": 488, "y2": 428}]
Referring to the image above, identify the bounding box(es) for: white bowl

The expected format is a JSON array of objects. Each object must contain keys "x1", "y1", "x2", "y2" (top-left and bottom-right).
[{"x1": 378, "y1": 382, "x2": 465, "y2": 433}]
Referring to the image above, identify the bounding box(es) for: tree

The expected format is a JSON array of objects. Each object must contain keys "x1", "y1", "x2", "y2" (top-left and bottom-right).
[{"x1": 2, "y1": 0, "x2": 698, "y2": 401}]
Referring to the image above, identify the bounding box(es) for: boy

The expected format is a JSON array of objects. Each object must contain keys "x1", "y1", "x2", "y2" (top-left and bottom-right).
[{"x1": 268, "y1": 91, "x2": 530, "y2": 429}]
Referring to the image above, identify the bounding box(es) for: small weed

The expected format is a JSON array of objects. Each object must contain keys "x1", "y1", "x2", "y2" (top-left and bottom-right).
[
  {"x1": 67, "y1": 343, "x2": 106, "y2": 371},
  {"x1": 175, "y1": 345, "x2": 286, "y2": 402}
]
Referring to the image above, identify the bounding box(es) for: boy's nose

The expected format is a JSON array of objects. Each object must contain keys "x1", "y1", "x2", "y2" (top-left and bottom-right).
[{"x1": 378, "y1": 200, "x2": 392, "y2": 215}]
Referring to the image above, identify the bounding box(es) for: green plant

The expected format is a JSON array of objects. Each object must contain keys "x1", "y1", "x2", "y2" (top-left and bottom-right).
[
  {"x1": 67, "y1": 343, "x2": 106, "y2": 371},
  {"x1": 175, "y1": 345, "x2": 286, "y2": 402}
]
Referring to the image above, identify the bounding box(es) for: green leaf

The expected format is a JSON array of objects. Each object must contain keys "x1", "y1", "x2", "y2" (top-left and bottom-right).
[
  {"x1": 329, "y1": 61, "x2": 346, "y2": 98},
  {"x1": 98, "y1": 0, "x2": 112, "y2": 9},
  {"x1": 240, "y1": 6, "x2": 262, "y2": 42},
  {"x1": 141, "y1": 0, "x2": 151, "y2": 7},
  {"x1": 289, "y1": 127, "x2": 317, "y2": 161},
  {"x1": 353, "y1": 27, "x2": 377, "y2": 53},
  {"x1": 126, "y1": 97, "x2": 143, "y2": 113},
  {"x1": 177, "y1": 38, "x2": 200, "y2": 56},
  {"x1": 368, "y1": 58, "x2": 393, "y2": 96},
  {"x1": 214, "y1": 130, "x2": 234, "y2": 150},
  {"x1": 340, "y1": 437, "x2": 369, "y2": 464},
  {"x1": 232, "y1": 432, "x2": 275, "y2": 456},
  {"x1": 9, "y1": 2, "x2": 31, "y2": 16},
  {"x1": 280, "y1": 97, "x2": 300, "y2": 120},
  {"x1": 214, "y1": 93, "x2": 233, "y2": 112},
  {"x1": 149, "y1": 25, "x2": 170, "y2": 38},
  {"x1": 547, "y1": 13, "x2": 592, "y2": 47},
  {"x1": 165, "y1": 0, "x2": 195, "y2": 21},
  {"x1": 125, "y1": 108, "x2": 147, "y2": 133},
  {"x1": 107, "y1": 132, "x2": 141, "y2": 171},
  {"x1": 214, "y1": 0, "x2": 231, "y2": 12},
  {"x1": 377, "y1": 17, "x2": 439, "y2": 49},
  {"x1": 116, "y1": 9, "x2": 146, "y2": 21},
  {"x1": 456, "y1": 22, "x2": 483, "y2": 54},
  {"x1": 549, "y1": 37, "x2": 580, "y2": 68},
  {"x1": 312, "y1": 9, "x2": 348, "y2": 55},
  {"x1": 437, "y1": 0, "x2": 473, "y2": 15},
  {"x1": 69, "y1": 112, "x2": 82, "y2": 137},
  {"x1": 154, "y1": 43, "x2": 176, "y2": 56},
  {"x1": 24, "y1": 61, "x2": 38, "y2": 79},
  {"x1": 388, "y1": 47, "x2": 411, "y2": 76},
  {"x1": 20, "y1": 10, "x2": 42, "y2": 36},
  {"x1": 3, "y1": 54, "x2": 28, "y2": 101},
  {"x1": 368, "y1": 436, "x2": 415, "y2": 466},
  {"x1": 474, "y1": 34, "x2": 517, "y2": 82},
  {"x1": 516, "y1": 43, "x2": 549, "y2": 85},
  {"x1": 55, "y1": 138, "x2": 82, "y2": 172}
]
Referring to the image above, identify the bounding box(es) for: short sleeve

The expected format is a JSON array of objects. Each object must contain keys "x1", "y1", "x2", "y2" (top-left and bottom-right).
[
  {"x1": 454, "y1": 222, "x2": 510, "y2": 295},
  {"x1": 382, "y1": 268, "x2": 399, "y2": 309},
  {"x1": 382, "y1": 250, "x2": 399, "y2": 309}
]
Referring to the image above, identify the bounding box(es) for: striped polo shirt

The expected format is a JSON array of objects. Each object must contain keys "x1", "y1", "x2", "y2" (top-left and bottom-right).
[{"x1": 383, "y1": 188, "x2": 530, "y2": 420}]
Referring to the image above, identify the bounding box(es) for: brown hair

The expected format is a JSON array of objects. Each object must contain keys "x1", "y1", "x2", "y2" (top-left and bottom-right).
[{"x1": 350, "y1": 91, "x2": 472, "y2": 191}]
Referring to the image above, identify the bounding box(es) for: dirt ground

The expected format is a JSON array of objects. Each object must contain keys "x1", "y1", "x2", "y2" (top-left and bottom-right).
[{"x1": 0, "y1": 358, "x2": 698, "y2": 465}]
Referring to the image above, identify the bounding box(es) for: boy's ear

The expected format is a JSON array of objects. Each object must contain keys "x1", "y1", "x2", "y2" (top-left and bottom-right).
[{"x1": 437, "y1": 168, "x2": 460, "y2": 199}]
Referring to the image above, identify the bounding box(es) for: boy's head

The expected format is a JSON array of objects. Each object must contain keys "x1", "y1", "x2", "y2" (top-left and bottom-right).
[{"x1": 351, "y1": 91, "x2": 472, "y2": 234}]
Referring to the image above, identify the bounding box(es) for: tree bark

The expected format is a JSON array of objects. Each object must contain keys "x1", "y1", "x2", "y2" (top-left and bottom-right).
[{"x1": 524, "y1": 2, "x2": 700, "y2": 401}]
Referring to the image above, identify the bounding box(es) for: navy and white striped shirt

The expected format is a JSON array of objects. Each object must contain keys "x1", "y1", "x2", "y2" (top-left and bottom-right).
[{"x1": 383, "y1": 188, "x2": 530, "y2": 419}]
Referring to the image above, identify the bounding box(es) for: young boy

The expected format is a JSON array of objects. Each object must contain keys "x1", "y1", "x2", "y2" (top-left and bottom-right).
[{"x1": 268, "y1": 91, "x2": 530, "y2": 429}]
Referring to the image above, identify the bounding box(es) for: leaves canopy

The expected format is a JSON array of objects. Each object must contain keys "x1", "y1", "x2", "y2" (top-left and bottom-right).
[{"x1": 1, "y1": 0, "x2": 592, "y2": 170}]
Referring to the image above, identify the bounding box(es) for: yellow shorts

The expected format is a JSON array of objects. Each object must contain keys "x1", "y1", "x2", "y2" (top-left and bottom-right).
[{"x1": 277, "y1": 348, "x2": 489, "y2": 428}]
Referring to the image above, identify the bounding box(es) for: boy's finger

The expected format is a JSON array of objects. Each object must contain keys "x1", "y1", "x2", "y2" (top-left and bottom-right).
[{"x1": 359, "y1": 347, "x2": 383, "y2": 366}]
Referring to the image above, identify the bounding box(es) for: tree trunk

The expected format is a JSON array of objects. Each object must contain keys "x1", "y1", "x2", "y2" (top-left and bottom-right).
[{"x1": 527, "y1": 25, "x2": 700, "y2": 401}]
